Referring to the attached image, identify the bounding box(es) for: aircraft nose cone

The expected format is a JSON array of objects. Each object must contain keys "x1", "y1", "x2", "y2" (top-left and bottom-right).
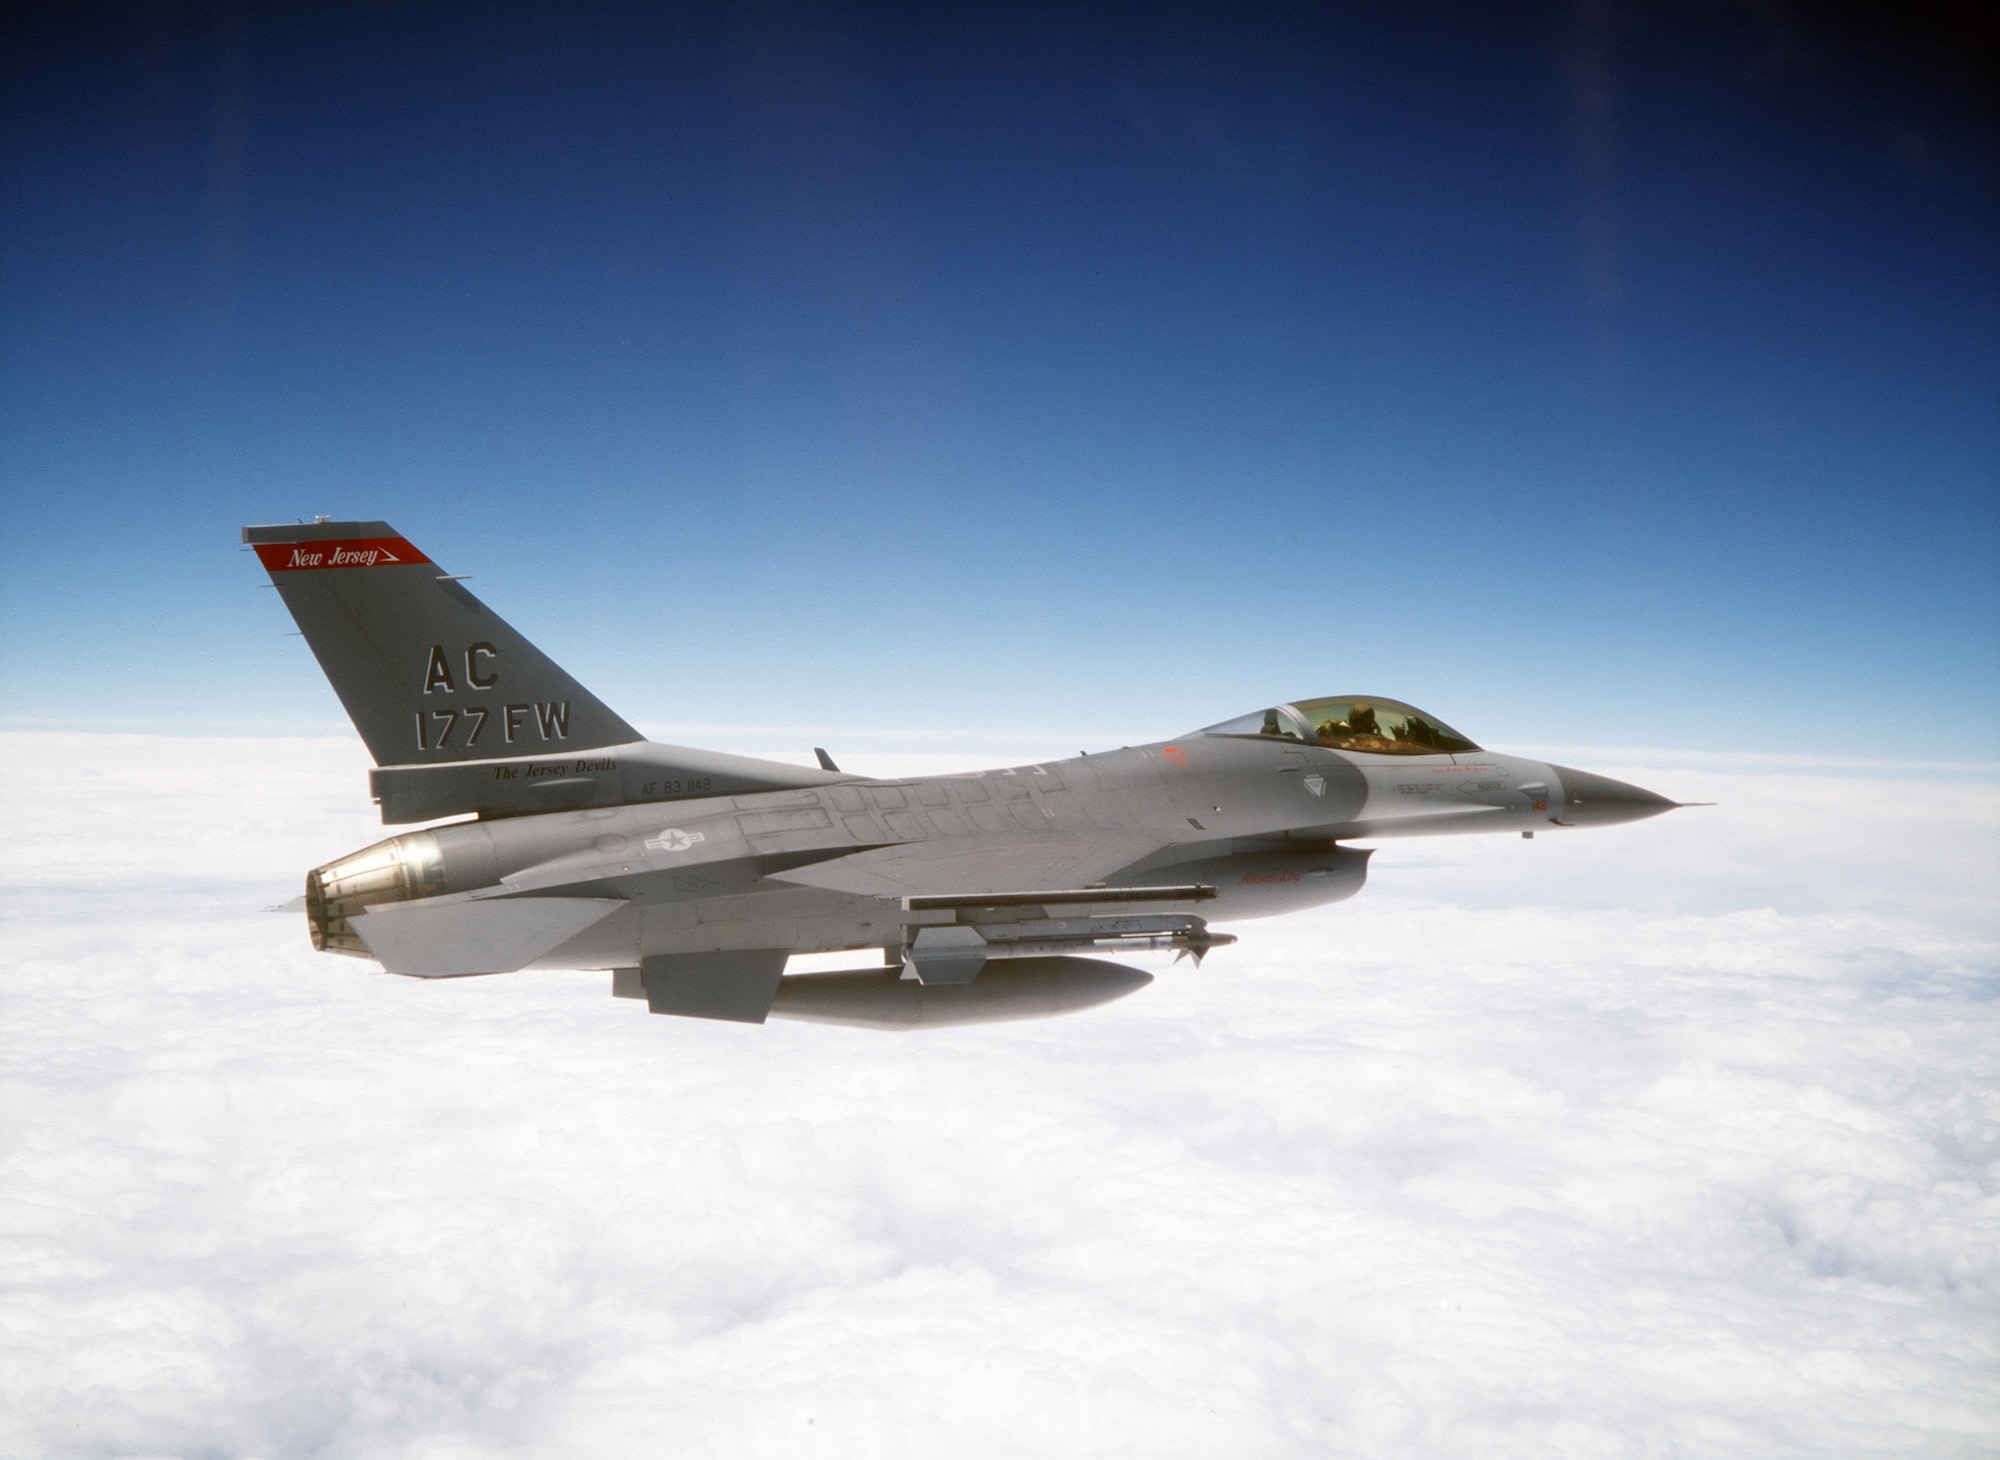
[{"x1": 1550, "y1": 765, "x2": 1678, "y2": 828}]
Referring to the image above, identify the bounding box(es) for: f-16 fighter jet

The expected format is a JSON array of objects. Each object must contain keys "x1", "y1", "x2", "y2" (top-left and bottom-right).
[{"x1": 247, "y1": 520, "x2": 1682, "y2": 1030}]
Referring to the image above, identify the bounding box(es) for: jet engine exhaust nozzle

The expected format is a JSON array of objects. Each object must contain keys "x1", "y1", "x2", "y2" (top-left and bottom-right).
[{"x1": 305, "y1": 831, "x2": 447, "y2": 958}]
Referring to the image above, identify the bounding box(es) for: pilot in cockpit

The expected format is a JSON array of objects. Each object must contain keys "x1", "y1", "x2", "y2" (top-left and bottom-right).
[{"x1": 1200, "y1": 698, "x2": 1480, "y2": 756}]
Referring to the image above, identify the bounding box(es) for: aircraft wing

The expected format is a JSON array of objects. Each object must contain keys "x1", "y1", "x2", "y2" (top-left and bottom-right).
[{"x1": 762, "y1": 837, "x2": 1159, "y2": 900}]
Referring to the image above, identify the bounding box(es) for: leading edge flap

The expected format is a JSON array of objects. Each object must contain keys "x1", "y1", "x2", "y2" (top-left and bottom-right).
[{"x1": 244, "y1": 521, "x2": 641, "y2": 767}]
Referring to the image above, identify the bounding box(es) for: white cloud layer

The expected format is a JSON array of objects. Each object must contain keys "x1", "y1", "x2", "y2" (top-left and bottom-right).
[{"x1": 2, "y1": 733, "x2": 1995, "y2": 1458}]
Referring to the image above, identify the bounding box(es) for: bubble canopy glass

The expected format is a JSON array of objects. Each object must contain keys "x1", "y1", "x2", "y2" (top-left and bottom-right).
[{"x1": 1198, "y1": 697, "x2": 1481, "y2": 756}]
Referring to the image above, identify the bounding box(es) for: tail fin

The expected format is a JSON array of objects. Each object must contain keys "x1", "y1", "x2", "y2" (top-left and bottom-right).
[{"x1": 245, "y1": 520, "x2": 641, "y2": 766}]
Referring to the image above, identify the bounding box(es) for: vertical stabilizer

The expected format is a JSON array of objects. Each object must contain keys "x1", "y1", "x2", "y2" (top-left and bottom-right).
[{"x1": 245, "y1": 520, "x2": 640, "y2": 766}]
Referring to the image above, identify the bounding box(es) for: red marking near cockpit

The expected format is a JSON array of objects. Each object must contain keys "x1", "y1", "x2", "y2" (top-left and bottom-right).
[{"x1": 1162, "y1": 746, "x2": 1188, "y2": 766}]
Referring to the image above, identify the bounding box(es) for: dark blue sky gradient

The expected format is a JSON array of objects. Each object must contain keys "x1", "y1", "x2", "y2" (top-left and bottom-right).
[{"x1": 3, "y1": 3, "x2": 1995, "y2": 755}]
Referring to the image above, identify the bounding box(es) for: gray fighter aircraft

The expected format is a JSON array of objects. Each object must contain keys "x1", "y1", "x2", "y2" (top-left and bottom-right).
[{"x1": 248, "y1": 519, "x2": 1681, "y2": 1029}]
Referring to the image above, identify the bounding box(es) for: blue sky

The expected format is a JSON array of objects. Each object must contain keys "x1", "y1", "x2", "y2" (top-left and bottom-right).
[{"x1": 3, "y1": 2, "x2": 1994, "y2": 758}]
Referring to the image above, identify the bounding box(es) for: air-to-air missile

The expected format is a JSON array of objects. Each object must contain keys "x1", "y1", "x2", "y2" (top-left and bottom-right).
[{"x1": 248, "y1": 520, "x2": 1683, "y2": 1030}]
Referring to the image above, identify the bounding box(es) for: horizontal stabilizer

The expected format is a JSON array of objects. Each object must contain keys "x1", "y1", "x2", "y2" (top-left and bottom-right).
[{"x1": 350, "y1": 893, "x2": 624, "y2": 976}]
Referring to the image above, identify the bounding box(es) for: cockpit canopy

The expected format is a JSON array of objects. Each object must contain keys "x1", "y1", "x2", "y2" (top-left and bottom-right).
[{"x1": 1199, "y1": 696, "x2": 1481, "y2": 756}]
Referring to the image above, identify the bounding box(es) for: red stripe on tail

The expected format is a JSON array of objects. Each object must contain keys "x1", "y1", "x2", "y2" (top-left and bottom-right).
[{"x1": 254, "y1": 538, "x2": 432, "y2": 571}]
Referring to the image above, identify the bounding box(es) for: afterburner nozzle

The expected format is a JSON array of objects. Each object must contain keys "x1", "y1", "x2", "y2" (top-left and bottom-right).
[{"x1": 305, "y1": 831, "x2": 446, "y2": 957}]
